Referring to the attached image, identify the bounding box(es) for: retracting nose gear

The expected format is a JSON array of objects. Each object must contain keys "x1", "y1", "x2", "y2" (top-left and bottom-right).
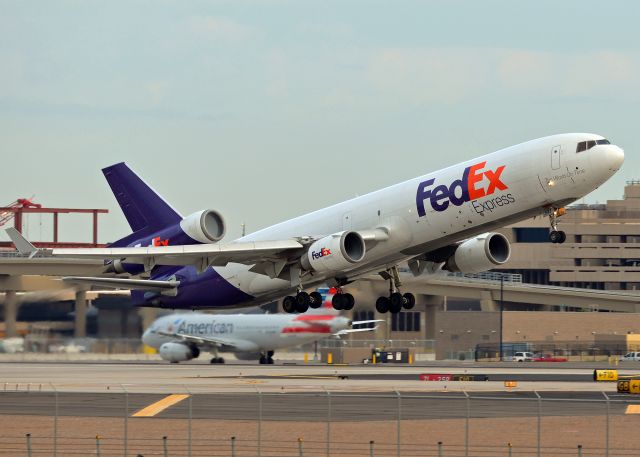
[{"x1": 548, "y1": 207, "x2": 567, "y2": 244}]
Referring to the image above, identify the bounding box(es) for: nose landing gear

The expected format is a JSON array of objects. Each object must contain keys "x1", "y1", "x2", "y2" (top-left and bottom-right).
[{"x1": 548, "y1": 207, "x2": 567, "y2": 244}]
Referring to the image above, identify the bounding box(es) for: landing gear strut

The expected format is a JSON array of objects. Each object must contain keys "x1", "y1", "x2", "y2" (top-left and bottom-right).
[
  {"x1": 548, "y1": 207, "x2": 567, "y2": 244},
  {"x1": 375, "y1": 266, "x2": 416, "y2": 314}
]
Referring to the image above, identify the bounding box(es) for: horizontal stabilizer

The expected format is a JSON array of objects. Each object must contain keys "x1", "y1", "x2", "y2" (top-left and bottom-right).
[{"x1": 63, "y1": 277, "x2": 180, "y2": 296}]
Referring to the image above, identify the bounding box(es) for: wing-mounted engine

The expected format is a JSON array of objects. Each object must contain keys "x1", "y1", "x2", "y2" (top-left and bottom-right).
[
  {"x1": 159, "y1": 342, "x2": 200, "y2": 363},
  {"x1": 300, "y1": 231, "x2": 366, "y2": 273},
  {"x1": 443, "y1": 232, "x2": 511, "y2": 273}
]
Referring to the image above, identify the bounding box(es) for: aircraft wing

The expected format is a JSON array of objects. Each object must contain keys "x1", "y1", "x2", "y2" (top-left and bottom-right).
[
  {"x1": 62, "y1": 277, "x2": 180, "y2": 296},
  {"x1": 154, "y1": 330, "x2": 239, "y2": 348},
  {"x1": 5, "y1": 228, "x2": 306, "y2": 277}
]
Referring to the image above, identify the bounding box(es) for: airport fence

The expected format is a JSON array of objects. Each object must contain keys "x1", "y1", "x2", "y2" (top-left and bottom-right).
[{"x1": 0, "y1": 385, "x2": 638, "y2": 456}]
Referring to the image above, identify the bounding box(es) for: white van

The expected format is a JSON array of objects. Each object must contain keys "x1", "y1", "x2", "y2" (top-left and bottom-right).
[{"x1": 621, "y1": 352, "x2": 640, "y2": 362}]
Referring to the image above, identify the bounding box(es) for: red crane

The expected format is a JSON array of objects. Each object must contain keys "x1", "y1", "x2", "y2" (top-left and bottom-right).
[{"x1": 0, "y1": 197, "x2": 41, "y2": 227}]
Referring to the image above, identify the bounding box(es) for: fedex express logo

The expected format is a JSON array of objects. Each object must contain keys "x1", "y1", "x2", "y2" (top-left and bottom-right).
[
  {"x1": 416, "y1": 161, "x2": 512, "y2": 216},
  {"x1": 311, "y1": 248, "x2": 331, "y2": 260}
]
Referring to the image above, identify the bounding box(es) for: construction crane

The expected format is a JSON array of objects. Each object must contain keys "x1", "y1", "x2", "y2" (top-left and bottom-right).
[{"x1": 0, "y1": 197, "x2": 41, "y2": 227}]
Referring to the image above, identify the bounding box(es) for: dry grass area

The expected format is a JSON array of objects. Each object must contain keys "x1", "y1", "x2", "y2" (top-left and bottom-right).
[{"x1": 1, "y1": 414, "x2": 639, "y2": 456}]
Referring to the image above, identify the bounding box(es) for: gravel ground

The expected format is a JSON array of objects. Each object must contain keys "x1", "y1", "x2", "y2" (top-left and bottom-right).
[{"x1": 1, "y1": 413, "x2": 639, "y2": 457}]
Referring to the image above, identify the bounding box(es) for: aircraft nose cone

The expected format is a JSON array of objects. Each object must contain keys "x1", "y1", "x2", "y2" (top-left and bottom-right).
[{"x1": 606, "y1": 145, "x2": 625, "y2": 170}]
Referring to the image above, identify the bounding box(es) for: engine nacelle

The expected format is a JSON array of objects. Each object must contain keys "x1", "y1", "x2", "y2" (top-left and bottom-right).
[
  {"x1": 159, "y1": 342, "x2": 200, "y2": 363},
  {"x1": 301, "y1": 231, "x2": 366, "y2": 273},
  {"x1": 179, "y1": 209, "x2": 226, "y2": 243},
  {"x1": 444, "y1": 232, "x2": 511, "y2": 274}
]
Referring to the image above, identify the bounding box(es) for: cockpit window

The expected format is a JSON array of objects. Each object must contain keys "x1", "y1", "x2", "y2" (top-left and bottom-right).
[{"x1": 576, "y1": 139, "x2": 610, "y2": 152}]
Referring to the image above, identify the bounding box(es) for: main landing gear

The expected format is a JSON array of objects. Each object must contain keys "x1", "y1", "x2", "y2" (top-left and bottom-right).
[
  {"x1": 282, "y1": 291, "x2": 323, "y2": 313},
  {"x1": 548, "y1": 207, "x2": 567, "y2": 244},
  {"x1": 375, "y1": 266, "x2": 416, "y2": 314},
  {"x1": 210, "y1": 357, "x2": 225, "y2": 364},
  {"x1": 259, "y1": 350, "x2": 275, "y2": 364},
  {"x1": 331, "y1": 289, "x2": 355, "y2": 311}
]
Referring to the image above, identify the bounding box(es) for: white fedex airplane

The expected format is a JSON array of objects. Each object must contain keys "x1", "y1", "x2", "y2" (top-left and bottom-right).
[
  {"x1": 142, "y1": 289, "x2": 381, "y2": 364},
  {"x1": 10, "y1": 133, "x2": 624, "y2": 314}
]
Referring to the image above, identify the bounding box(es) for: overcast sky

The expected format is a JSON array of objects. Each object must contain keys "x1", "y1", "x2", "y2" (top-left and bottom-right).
[{"x1": 1, "y1": 1, "x2": 638, "y2": 244}]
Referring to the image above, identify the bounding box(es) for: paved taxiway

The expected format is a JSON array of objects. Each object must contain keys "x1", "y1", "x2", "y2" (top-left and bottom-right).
[{"x1": 0, "y1": 361, "x2": 637, "y2": 393}]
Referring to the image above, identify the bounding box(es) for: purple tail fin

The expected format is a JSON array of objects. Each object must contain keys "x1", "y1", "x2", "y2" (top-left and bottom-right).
[{"x1": 102, "y1": 163, "x2": 182, "y2": 237}]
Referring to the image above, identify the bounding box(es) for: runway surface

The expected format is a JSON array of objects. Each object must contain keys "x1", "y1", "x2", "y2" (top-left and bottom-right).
[{"x1": 1, "y1": 390, "x2": 638, "y2": 421}]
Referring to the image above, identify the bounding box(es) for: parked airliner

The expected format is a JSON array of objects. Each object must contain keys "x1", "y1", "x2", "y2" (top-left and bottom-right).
[
  {"x1": 8, "y1": 133, "x2": 623, "y2": 314},
  {"x1": 143, "y1": 289, "x2": 381, "y2": 364}
]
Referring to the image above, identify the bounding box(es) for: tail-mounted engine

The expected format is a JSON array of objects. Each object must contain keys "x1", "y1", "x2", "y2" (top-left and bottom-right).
[
  {"x1": 301, "y1": 231, "x2": 366, "y2": 273},
  {"x1": 179, "y1": 209, "x2": 226, "y2": 243},
  {"x1": 444, "y1": 232, "x2": 511, "y2": 273}
]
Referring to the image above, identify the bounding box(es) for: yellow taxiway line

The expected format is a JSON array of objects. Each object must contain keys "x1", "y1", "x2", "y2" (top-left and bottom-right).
[
  {"x1": 625, "y1": 405, "x2": 640, "y2": 415},
  {"x1": 132, "y1": 394, "x2": 190, "y2": 417}
]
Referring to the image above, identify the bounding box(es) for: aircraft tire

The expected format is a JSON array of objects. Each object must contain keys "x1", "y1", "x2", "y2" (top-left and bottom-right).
[
  {"x1": 389, "y1": 293, "x2": 403, "y2": 314},
  {"x1": 309, "y1": 291, "x2": 323, "y2": 308},
  {"x1": 549, "y1": 230, "x2": 564, "y2": 244},
  {"x1": 402, "y1": 293, "x2": 416, "y2": 309},
  {"x1": 218, "y1": 357, "x2": 225, "y2": 364},
  {"x1": 342, "y1": 293, "x2": 355, "y2": 310},
  {"x1": 259, "y1": 356, "x2": 266, "y2": 364},
  {"x1": 332, "y1": 294, "x2": 345, "y2": 310},
  {"x1": 267, "y1": 357, "x2": 274, "y2": 364},
  {"x1": 375, "y1": 296, "x2": 389, "y2": 313},
  {"x1": 295, "y1": 292, "x2": 310, "y2": 313},
  {"x1": 558, "y1": 230, "x2": 567, "y2": 243},
  {"x1": 283, "y1": 296, "x2": 297, "y2": 313}
]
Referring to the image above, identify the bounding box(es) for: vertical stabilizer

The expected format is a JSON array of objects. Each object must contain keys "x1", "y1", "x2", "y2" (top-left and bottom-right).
[{"x1": 102, "y1": 163, "x2": 182, "y2": 234}]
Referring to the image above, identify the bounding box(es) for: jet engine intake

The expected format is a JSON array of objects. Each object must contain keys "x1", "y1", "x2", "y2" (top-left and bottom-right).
[
  {"x1": 159, "y1": 342, "x2": 200, "y2": 363},
  {"x1": 301, "y1": 231, "x2": 366, "y2": 273},
  {"x1": 444, "y1": 232, "x2": 511, "y2": 274},
  {"x1": 179, "y1": 209, "x2": 226, "y2": 243}
]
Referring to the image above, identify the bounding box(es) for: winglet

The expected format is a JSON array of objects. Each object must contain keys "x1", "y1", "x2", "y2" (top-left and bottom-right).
[{"x1": 6, "y1": 228, "x2": 38, "y2": 257}]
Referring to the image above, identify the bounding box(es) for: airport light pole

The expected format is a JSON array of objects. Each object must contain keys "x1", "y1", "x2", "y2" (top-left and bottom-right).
[{"x1": 499, "y1": 273, "x2": 505, "y2": 362}]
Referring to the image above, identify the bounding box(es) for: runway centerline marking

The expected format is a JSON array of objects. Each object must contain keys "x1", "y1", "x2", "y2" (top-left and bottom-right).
[
  {"x1": 132, "y1": 394, "x2": 190, "y2": 417},
  {"x1": 625, "y1": 405, "x2": 640, "y2": 415}
]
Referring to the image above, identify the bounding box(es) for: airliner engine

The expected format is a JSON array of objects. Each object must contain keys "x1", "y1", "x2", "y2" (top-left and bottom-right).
[
  {"x1": 159, "y1": 342, "x2": 200, "y2": 363},
  {"x1": 444, "y1": 233, "x2": 511, "y2": 274},
  {"x1": 301, "y1": 231, "x2": 366, "y2": 273},
  {"x1": 179, "y1": 209, "x2": 226, "y2": 243}
]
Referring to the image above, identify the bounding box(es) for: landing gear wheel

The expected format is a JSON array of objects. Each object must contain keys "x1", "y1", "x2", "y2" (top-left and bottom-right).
[
  {"x1": 375, "y1": 296, "x2": 389, "y2": 314},
  {"x1": 259, "y1": 355, "x2": 267, "y2": 364},
  {"x1": 332, "y1": 293, "x2": 345, "y2": 310},
  {"x1": 267, "y1": 351, "x2": 274, "y2": 364},
  {"x1": 558, "y1": 231, "x2": 566, "y2": 243},
  {"x1": 210, "y1": 357, "x2": 225, "y2": 364},
  {"x1": 309, "y1": 291, "x2": 323, "y2": 309},
  {"x1": 283, "y1": 296, "x2": 296, "y2": 313},
  {"x1": 295, "y1": 292, "x2": 310, "y2": 313},
  {"x1": 389, "y1": 301, "x2": 402, "y2": 314},
  {"x1": 389, "y1": 292, "x2": 404, "y2": 312},
  {"x1": 402, "y1": 293, "x2": 416, "y2": 310},
  {"x1": 267, "y1": 357, "x2": 274, "y2": 364},
  {"x1": 342, "y1": 293, "x2": 355, "y2": 311},
  {"x1": 549, "y1": 230, "x2": 566, "y2": 244}
]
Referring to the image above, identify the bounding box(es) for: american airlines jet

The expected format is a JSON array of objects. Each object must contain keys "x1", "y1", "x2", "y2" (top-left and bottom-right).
[
  {"x1": 142, "y1": 289, "x2": 381, "y2": 364},
  {"x1": 9, "y1": 133, "x2": 624, "y2": 314}
]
